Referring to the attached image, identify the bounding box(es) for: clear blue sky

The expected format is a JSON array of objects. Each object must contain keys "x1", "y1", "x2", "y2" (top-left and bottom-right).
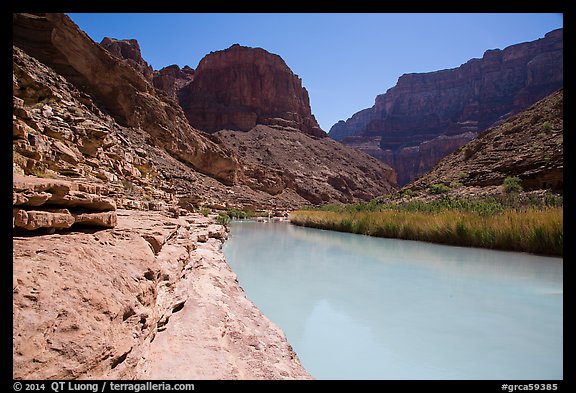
[{"x1": 67, "y1": 13, "x2": 562, "y2": 133}]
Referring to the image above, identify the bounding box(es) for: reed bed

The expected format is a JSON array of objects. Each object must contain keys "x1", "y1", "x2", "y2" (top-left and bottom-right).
[{"x1": 289, "y1": 207, "x2": 563, "y2": 256}]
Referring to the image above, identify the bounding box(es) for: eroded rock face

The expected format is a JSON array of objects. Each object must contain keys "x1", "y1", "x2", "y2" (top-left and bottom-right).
[
  {"x1": 13, "y1": 174, "x2": 117, "y2": 231},
  {"x1": 13, "y1": 13, "x2": 398, "y2": 210},
  {"x1": 179, "y1": 44, "x2": 325, "y2": 137},
  {"x1": 153, "y1": 64, "x2": 195, "y2": 101},
  {"x1": 217, "y1": 125, "x2": 397, "y2": 205},
  {"x1": 407, "y1": 89, "x2": 563, "y2": 192},
  {"x1": 348, "y1": 132, "x2": 477, "y2": 186},
  {"x1": 330, "y1": 28, "x2": 563, "y2": 185},
  {"x1": 99, "y1": 37, "x2": 154, "y2": 82},
  {"x1": 13, "y1": 13, "x2": 240, "y2": 185},
  {"x1": 13, "y1": 210, "x2": 312, "y2": 379},
  {"x1": 12, "y1": 44, "x2": 185, "y2": 213}
]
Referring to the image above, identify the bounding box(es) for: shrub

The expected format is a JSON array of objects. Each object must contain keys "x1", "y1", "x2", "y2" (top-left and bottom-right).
[
  {"x1": 199, "y1": 207, "x2": 210, "y2": 217},
  {"x1": 226, "y1": 209, "x2": 248, "y2": 220},
  {"x1": 428, "y1": 183, "x2": 451, "y2": 194},
  {"x1": 217, "y1": 213, "x2": 230, "y2": 225},
  {"x1": 400, "y1": 189, "x2": 416, "y2": 198},
  {"x1": 122, "y1": 179, "x2": 134, "y2": 192},
  {"x1": 503, "y1": 176, "x2": 523, "y2": 193}
]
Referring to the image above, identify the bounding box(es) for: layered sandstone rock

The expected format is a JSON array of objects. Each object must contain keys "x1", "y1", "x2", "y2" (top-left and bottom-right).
[
  {"x1": 14, "y1": 13, "x2": 396, "y2": 210},
  {"x1": 13, "y1": 174, "x2": 117, "y2": 232},
  {"x1": 407, "y1": 89, "x2": 563, "y2": 193},
  {"x1": 12, "y1": 44, "x2": 183, "y2": 212},
  {"x1": 179, "y1": 44, "x2": 325, "y2": 137},
  {"x1": 100, "y1": 37, "x2": 154, "y2": 82},
  {"x1": 14, "y1": 38, "x2": 393, "y2": 213},
  {"x1": 330, "y1": 28, "x2": 563, "y2": 185},
  {"x1": 13, "y1": 13, "x2": 240, "y2": 185},
  {"x1": 217, "y1": 125, "x2": 397, "y2": 205},
  {"x1": 153, "y1": 64, "x2": 195, "y2": 101},
  {"x1": 13, "y1": 209, "x2": 311, "y2": 379}
]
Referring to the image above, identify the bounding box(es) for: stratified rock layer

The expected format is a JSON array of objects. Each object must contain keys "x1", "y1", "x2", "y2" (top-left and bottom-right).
[
  {"x1": 13, "y1": 174, "x2": 117, "y2": 231},
  {"x1": 407, "y1": 89, "x2": 563, "y2": 192},
  {"x1": 179, "y1": 44, "x2": 325, "y2": 137},
  {"x1": 100, "y1": 37, "x2": 154, "y2": 82},
  {"x1": 330, "y1": 29, "x2": 563, "y2": 185},
  {"x1": 13, "y1": 13, "x2": 240, "y2": 185},
  {"x1": 13, "y1": 210, "x2": 312, "y2": 379},
  {"x1": 14, "y1": 13, "x2": 396, "y2": 210}
]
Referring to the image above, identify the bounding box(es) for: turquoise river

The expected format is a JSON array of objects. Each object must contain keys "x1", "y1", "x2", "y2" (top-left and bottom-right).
[{"x1": 222, "y1": 220, "x2": 563, "y2": 380}]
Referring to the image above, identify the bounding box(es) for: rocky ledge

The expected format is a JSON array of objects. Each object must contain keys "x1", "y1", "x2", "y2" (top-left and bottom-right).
[
  {"x1": 13, "y1": 174, "x2": 117, "y2": 232},
  {"x1": 13, "y1": 209, "x2": 311, "y2": 379}
]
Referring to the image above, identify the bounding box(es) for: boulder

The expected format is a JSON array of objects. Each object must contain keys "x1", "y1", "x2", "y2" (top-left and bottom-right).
[{"x1": 13, "y1": 208, "x2": 75, "y2": 230}]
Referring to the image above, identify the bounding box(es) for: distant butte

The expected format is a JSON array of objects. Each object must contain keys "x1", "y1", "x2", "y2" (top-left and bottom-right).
[{"x1": 178, "y1": 44, "x2": 326, "y2": 137}]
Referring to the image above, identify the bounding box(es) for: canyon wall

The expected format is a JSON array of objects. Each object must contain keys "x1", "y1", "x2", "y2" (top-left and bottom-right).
[
  {"x1": 407, "y1": 89, "x2": 563, "y2": 193},
  {"x1": 178, "y1": 44, "x2": 326, "y2": 137},
  {"x1": 330, "y1": 28, "x2": 563, "y2": 185}
]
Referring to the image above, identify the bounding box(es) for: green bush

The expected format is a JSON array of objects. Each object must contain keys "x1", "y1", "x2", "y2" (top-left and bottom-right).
[
  {"x1": 226, "y1": 209, "x2": 247, "y2": 220},
  {"x1": 503, "y1": 176, "x2": 523, "y2": 193},
  {"x1": 428, "y1": 183, "x2": 451, "y2": 194},
  {"x1": 217, "y1": 213, "x2": 230, "y2": 225},
  {"x1": 199, "y1": 207, "x2": 210, "y2": 217},
  {"x1": 400, "y1": 189, "x2": 416, "y2": 198}
]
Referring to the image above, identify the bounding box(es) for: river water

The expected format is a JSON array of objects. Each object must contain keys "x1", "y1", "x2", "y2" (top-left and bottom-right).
[{"x1": 222, "y1": 221, "x2": 563, "y2": 380}]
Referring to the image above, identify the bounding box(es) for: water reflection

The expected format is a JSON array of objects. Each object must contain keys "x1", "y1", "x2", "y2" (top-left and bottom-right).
[{"x1": 223, "y1": 221, "x2": 563, "y2": 380}]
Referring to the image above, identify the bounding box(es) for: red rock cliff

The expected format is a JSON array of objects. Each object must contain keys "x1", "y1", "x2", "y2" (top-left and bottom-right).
[
  {"x1": 179, "y1": 44, "x2": 325, "y2": 137},
  {"x1": 13, "y1": 13, "x2": 240, "y2": 185},
  {"x1": 330, "y1": 28, "x2": 563, "y2": 185},
  {"x1": 99, "y1": 37, "x2": 154, "y2": 82},
  {"x1": 153, "y1": 64, "x2": 195, "y2": 101}
]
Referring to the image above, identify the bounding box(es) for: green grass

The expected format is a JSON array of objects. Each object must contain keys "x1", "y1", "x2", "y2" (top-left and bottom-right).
[{"x1": 290, "y1": 196, "x2": 562, "y2": 256}]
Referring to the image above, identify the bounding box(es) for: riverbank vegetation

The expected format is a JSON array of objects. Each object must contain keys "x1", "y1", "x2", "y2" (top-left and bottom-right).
[{"x1": 289, "y1": 193, "x2": 563, "y2": 256}]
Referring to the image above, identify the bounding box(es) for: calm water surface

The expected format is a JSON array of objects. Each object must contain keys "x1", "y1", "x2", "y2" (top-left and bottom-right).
[{"x1": 222, "y1": 221, "x2": 563, "y2": 380}]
